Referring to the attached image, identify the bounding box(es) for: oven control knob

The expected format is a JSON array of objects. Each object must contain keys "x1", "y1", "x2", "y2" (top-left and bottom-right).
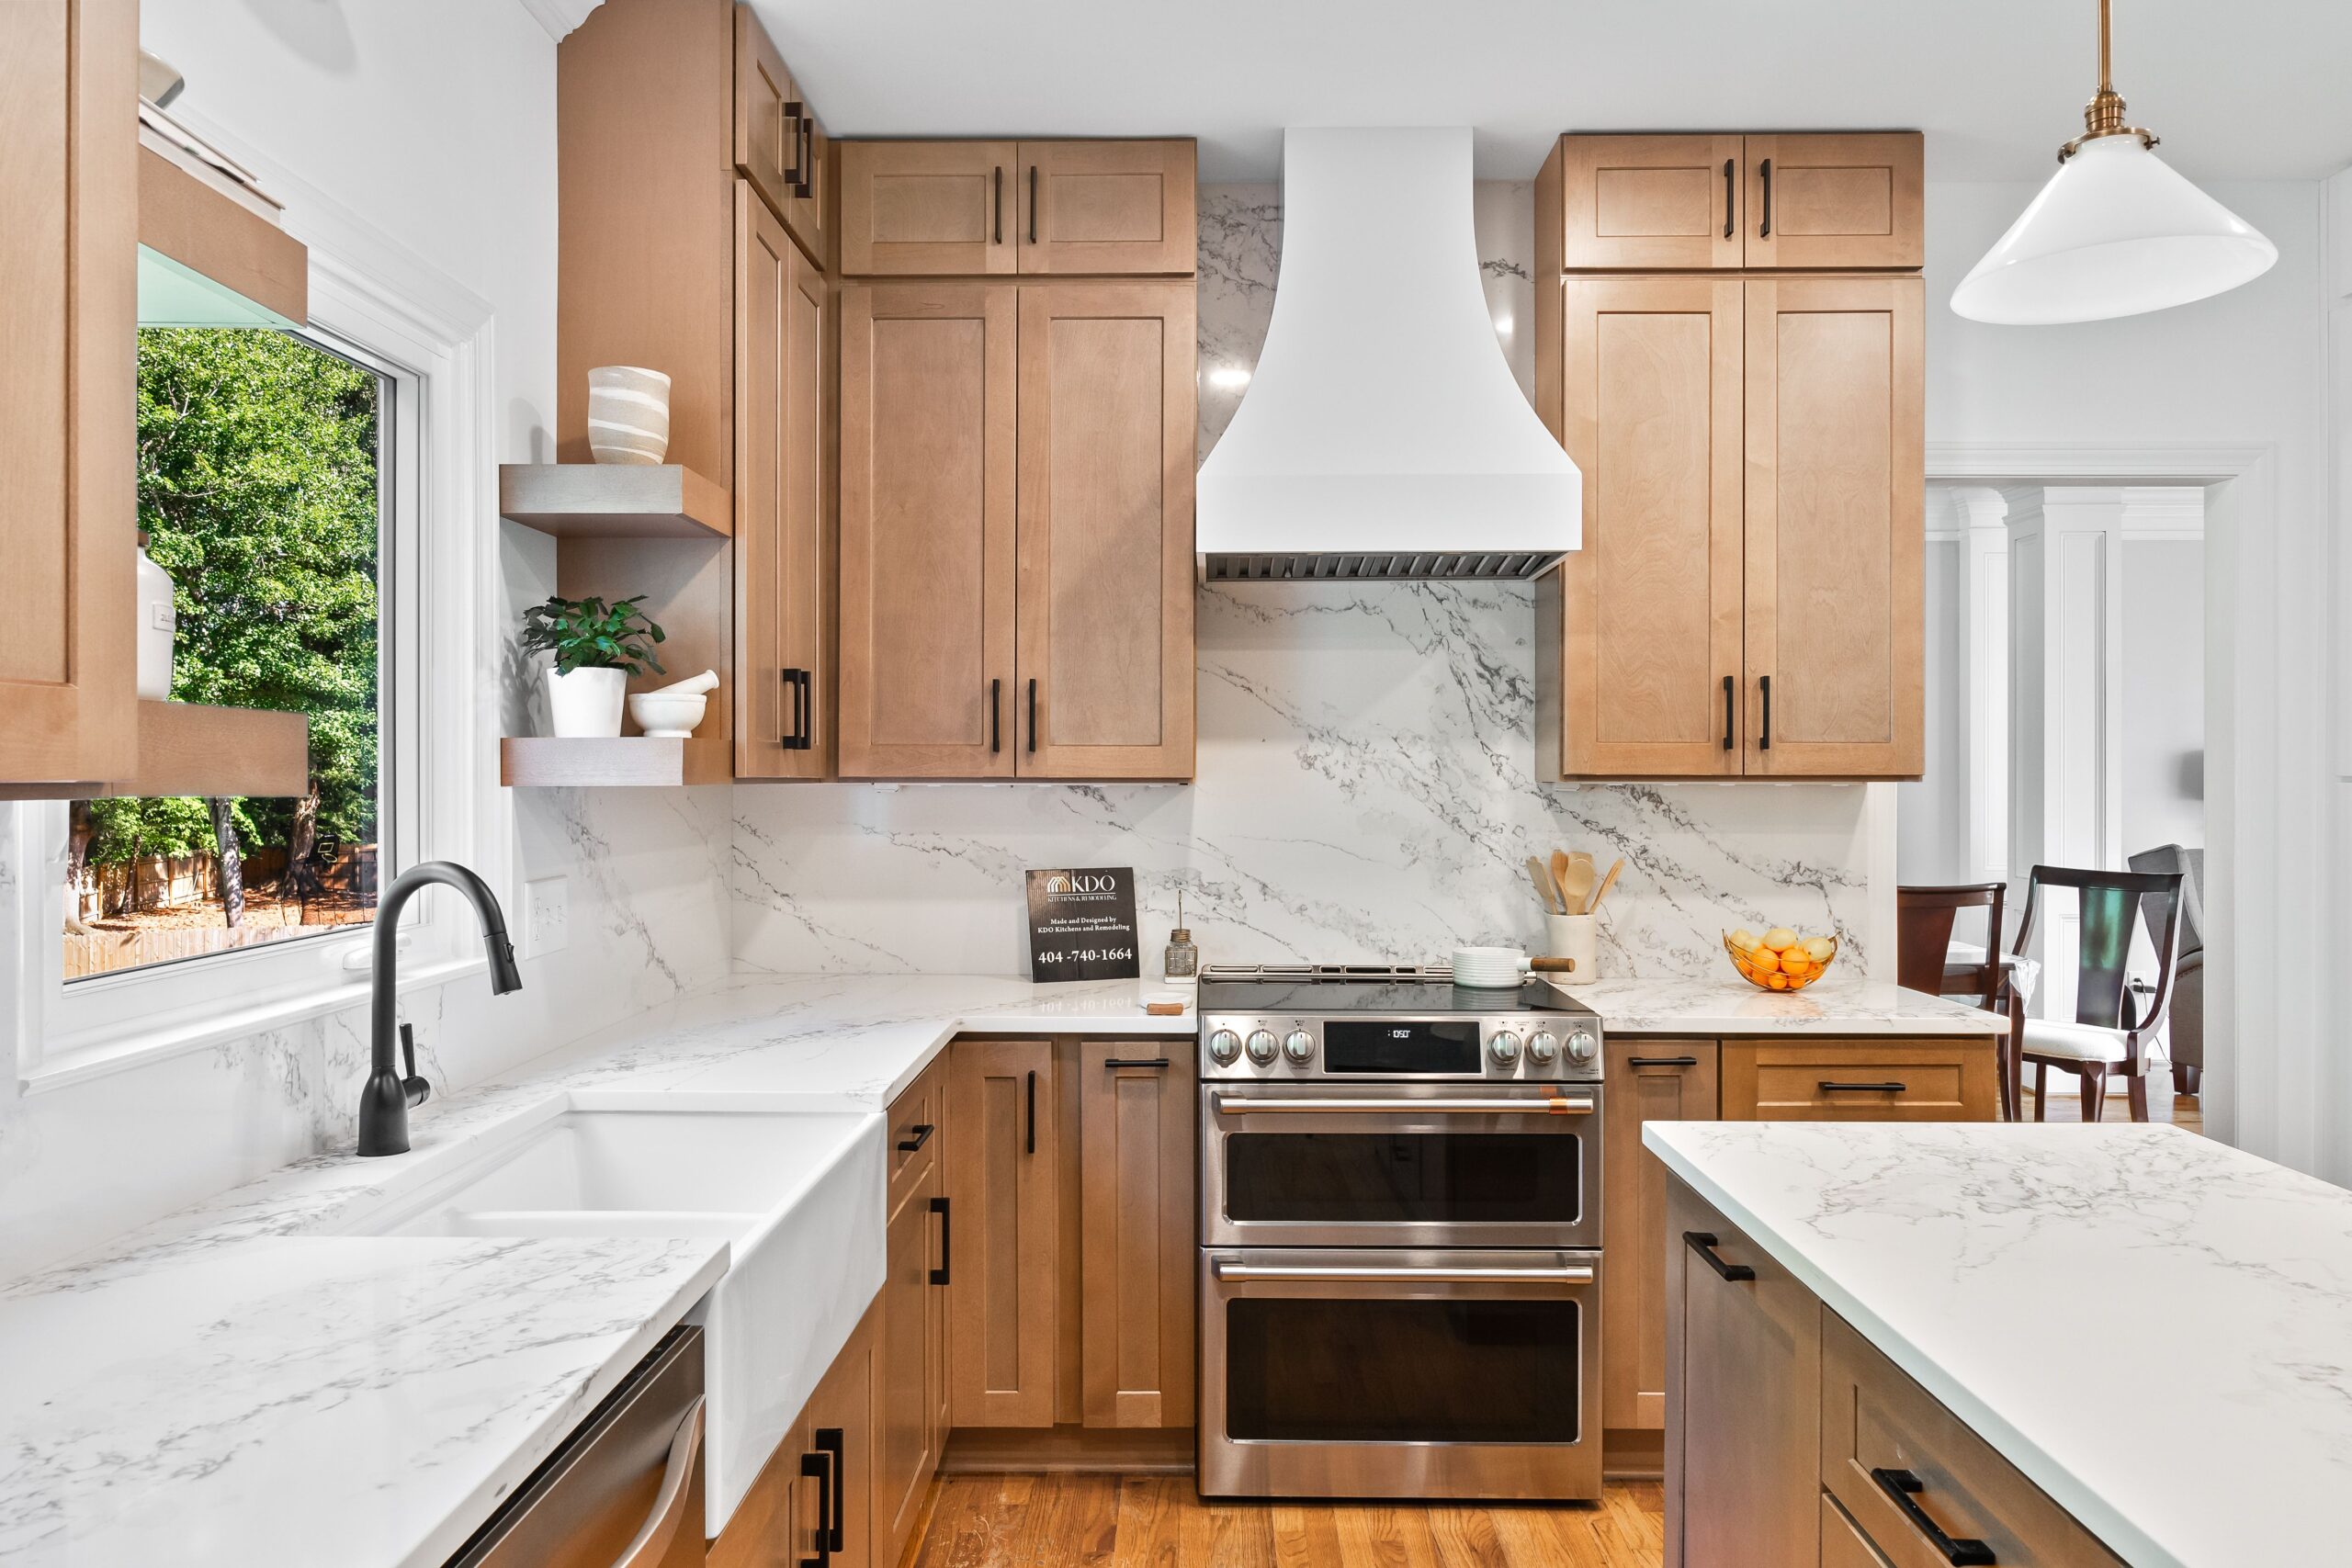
[
  {"x1": 1487, "y1": 1029, "x2": 1522, "y2": 1066},
  {"x1": 1207, "y1": 1028, "x2": 1242, "y2": 1066},
  {"x1": 1283, "y1": 1029, "x2": 1316, "y2": 1064},
  {"x1": 1566, "y1": 1028, "x2": 1599, "y2": 1064},
  {"x1": 1527, "y1": 1030, "x2": 1560, "y2": 1065},
  {"x1": 1246, "y1": 1029, "x2": 1281, "y2": 1065}
]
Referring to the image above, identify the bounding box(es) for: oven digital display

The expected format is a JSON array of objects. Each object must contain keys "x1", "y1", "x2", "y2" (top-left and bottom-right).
[{"x1": 1322, "y1": 1019, "x2": 1482, "y2": 1074}]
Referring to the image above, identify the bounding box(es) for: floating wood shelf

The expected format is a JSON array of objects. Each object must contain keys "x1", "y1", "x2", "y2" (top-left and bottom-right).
[
  {"x1": 498, "y1": 464, "x2": 730, "y2": 540},
  {"x1": 501, "y1": 734, "x2": 731, "y2": 788}
]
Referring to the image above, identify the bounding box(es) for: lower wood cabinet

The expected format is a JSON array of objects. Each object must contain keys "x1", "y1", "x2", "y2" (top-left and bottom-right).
[
  {"x1": 875, "y1": 1058, "x2": 949, "y2": 1568},
  {"x1": 1718, "y1": 1039, "x2": 1998, "y2": 1122},
  {"x1": 709, "y1": 1301, "x2": 876, "y2": 1568},
  {"x1": 1078, "y1": 1042, "x2": 1196, "y2": 1428},
  {"x1": 1601, "y1": 1041, "x2": 1720, "y2": 1434},
  {"x1": 945, "y1": 1038, "x2": 1059, "y2": 1427}
]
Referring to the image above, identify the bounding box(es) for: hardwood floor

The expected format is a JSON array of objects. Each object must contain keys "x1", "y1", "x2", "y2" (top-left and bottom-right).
[
  {"x1": 2021, "y1": 1072, "x2": 2202, "y2": 1133},
  {"x1": 906, "y1": 1473, "x2": 1667, "y2": 1568}
]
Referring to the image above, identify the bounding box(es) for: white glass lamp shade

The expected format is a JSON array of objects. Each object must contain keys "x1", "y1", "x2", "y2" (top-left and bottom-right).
[{"x1": 1951, "y1": 134, "x2": 2277, "y2": 324}]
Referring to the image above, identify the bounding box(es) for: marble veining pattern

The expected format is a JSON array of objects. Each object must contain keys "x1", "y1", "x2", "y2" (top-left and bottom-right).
[
  {"x1": 1555, "y1": 976, "x2": 2001, "y2": 1034},
  {"x1": 1646, "y1": 1122, "x2": 2352, "y2": 1568}
]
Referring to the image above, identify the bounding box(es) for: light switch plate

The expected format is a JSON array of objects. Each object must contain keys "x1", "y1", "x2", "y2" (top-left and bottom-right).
[{"x1": 520, "y1": 874, "x2": 569, "y2": 960}]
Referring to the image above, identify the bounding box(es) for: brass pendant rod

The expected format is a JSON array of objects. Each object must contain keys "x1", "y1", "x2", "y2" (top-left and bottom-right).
[
  {"x1": 2098, "y1": 0, "x2": 2113, "y2": 94},
  {"x1": 2059, "y1": 0, "x2": 2156, "y2": 162}
]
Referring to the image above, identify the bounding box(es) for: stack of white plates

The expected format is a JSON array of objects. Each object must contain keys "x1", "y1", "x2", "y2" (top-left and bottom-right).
[{"x1": 1448, "y1": 947, "x2": 1528, "y2": 989}]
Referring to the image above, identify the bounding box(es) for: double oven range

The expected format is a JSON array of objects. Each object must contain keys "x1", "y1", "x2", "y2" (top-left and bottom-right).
[{"x1": 1195, "y1": 964, "x2": 1606, "y2": 1502}]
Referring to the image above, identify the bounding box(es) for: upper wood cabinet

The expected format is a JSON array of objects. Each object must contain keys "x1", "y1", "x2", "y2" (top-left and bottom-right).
[
  {"x1": 840, "y1": 141, "x2": 1196, "y2": 276},
  {"x1": 0, "y1": 0, "x2": 138, "y2": 791},
  {"x1": 1078, "y1": 1042, "x2": 1196, "y2": 1429},
  {"x1": 1541, "y1": 132, "x2": 1921, "y2": 273},
  {"x1": 731, "y1": 3, "x2": 826, "y2": 266},
  {"x1": 840, "y1": 281, "x2": 1194, "y2": 781},
  {"x1": 734, "y1": 188, "x2": 834, "y2": 778},
  {"x1": 946, "y1": 1038, "x2": 1058, "y2": 1428}
]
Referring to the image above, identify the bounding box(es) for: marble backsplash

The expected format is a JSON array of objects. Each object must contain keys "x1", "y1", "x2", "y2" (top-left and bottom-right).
[{"x1": 731, "y1": 181, "x2": 1891, "y2": 981}]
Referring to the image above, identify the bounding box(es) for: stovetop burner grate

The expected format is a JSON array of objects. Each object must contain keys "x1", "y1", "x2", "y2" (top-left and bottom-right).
[{"x1": 1198, "y1": 963, "x2": 1458, "y2": 984}]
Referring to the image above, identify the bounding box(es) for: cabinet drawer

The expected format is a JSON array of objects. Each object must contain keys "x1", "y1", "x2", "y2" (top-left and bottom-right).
[
  {"x1": 887, "y1": 1055, "x2": 944, "y2": 1206},
  {"x1": 1822, "y1": 1313, "x2": 2122, "y2": 1568},
  {"x1": 1822, "y1": 1492, "x2": 1894, "y2": 1568},
  {"x1": 1720, "y1": 1041, "x2": 1998, "y2": 1122}
]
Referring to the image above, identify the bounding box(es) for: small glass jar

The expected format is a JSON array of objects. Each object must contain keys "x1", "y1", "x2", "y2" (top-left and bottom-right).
[{"x1": 1163, "y1": 926, "x2": 1199, "y2": 985}]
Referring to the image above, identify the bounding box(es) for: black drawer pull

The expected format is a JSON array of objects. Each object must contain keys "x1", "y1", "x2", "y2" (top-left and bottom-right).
[
  {"x1": 1026, "y1": 677, "x2": 1037, "y2": 753},
  {"x1": 896, "y1": 1122, "x2": 934, "y2": 1153},
  {"x1": 1683, "y1": 1230, "x2": 1755, "y2": 1282},
  {"x1": 797, "y1": 1442, "x2": 834, "y2": 1568},
  {"x1": 1628, "y1": 1055, "x2": 1700, "y2": 1068},
  {"x1": 1820, "y1": 1080, "x2": 1909, "y2": 1093},
  {"x1": 930, "y1": 1195, "x2": 951, "y2": 1285},
  {"x1": 1758, "y1": 157, "x2": 1773, "y2": 238},
  {"x1": 993, "y1": 165, "x2": 1003, "y2": 244},
  {"x1": 1028, "y1": 164, "x2": 1038, "y2": 243},
  {"x1": 816, "y1": 1427, "x2": 845, "y2": 1553},
  {"x1": 989, "y1": 677, "x2": 1001, "y2": 754},
  {"x1": 1722, "y1": 157, "x2": 1735, "y2": 240},
  {"x1": 1722, "y1": 673, "x2": 1734, "y2": 750},
  {"x1": 1758, "y1": 672, "x2": 1771, "y2": 750},
  {"x1": 1103, "y1": 1056, "x2": 1170, "y2": 1070},
  {"x1": 1025, "y1": 1067, "x2": 1037, "y2": 1154},
  {"x1": 1871, "y1": 1468, "x2": 1996, "y2": 1565}
]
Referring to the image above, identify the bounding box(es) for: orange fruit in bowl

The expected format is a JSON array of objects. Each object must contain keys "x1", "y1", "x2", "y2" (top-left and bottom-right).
[{"x1": 1723, "y1": 929, "x2": 1838, "y2": 992}]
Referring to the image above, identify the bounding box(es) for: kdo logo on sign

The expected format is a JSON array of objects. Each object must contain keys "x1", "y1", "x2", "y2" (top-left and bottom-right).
[{"x1": 1045, "y1": 872, "x2": 1120, "y2": 896}]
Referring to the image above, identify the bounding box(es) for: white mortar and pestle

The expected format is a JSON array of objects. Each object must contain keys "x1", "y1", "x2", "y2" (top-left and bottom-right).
[{"x1": 628, "y1": 668, "x2": 718, "y2": 739}]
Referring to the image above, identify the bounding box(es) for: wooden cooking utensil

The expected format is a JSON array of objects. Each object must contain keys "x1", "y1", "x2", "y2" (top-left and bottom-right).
[
  {"x1": 1557, "y1": 852, "x2": 1596, "y2": 914},
  {"x1": 1586, "y1": 857, "x2": 1625, "y2": 915},
  {"x1": 1525, "y1": 856, "x2": 1565, "y2": 915}
]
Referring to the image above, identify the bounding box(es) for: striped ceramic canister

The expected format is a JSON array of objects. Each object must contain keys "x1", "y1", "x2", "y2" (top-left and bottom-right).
[{"x1": 586, "y1": 365, "x2": 672, "y2": 465}]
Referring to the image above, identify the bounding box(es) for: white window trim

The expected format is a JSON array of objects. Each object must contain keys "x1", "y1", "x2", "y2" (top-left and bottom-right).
[{"x1": 8, "y1": 140, "x2": 514, "y2": 1092}]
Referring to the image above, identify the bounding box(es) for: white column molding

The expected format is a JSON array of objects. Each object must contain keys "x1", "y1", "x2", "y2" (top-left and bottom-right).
[{"x1": 1951, "y1": 489, "x2": 2010, "y2": 890}]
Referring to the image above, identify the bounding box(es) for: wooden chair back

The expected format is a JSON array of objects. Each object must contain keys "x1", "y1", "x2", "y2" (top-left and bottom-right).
[
  {"x1": 2012, "y1": 865, "x2": 2186, "y2": 1032},
  {"x1": 1895, "y1": 882, "x2": 2006, "y2": 1003}
]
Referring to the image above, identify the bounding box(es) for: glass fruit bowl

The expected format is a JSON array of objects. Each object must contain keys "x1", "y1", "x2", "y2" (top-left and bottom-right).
[{"x1": 1724, "y1": 928, "x2": 1838, "y2": 993}]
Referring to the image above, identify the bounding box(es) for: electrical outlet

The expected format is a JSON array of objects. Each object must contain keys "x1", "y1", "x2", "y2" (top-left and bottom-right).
[{"x1": 520, "y1": 874, "x2": 569, "y2": 960}]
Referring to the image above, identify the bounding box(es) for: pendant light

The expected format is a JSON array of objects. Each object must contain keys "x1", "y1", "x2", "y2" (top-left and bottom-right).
[{"x1": 1951, "y1": 0, "x2": 2275, "y2": 325}]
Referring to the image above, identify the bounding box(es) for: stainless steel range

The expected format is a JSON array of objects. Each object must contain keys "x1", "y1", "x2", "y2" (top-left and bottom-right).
[{"x1": 1195, "y1": 964, "x2": 1606, "y2": 1503}]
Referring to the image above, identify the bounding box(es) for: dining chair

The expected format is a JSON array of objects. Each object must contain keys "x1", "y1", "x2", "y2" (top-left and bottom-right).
[
  {"x1": 1896, "y1": 883, "x2": 2013, "y2": 1117},
  {"x1": 2009, "y1": 864, "x2": 2186, "y2": 1122},
  {"x1": 2127, "y1": 844, "x2": 2204, "y2": 1094}
]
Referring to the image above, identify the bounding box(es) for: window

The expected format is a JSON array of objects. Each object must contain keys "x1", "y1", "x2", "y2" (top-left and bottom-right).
[{"x1": 63, "y1": 328, "x2": 390, "y2": 982}]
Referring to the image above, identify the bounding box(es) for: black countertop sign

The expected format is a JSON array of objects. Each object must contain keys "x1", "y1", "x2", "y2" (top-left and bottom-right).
[{"x1": 1025, "y1": 867, "x2": 1140, "y2": 983}]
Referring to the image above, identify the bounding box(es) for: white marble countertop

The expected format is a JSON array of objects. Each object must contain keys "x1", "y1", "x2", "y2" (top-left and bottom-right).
[
  {"x1": 1554, "y1": 975, "x2": 2004, "y2": 1035},
  {"x1": 0, "y1": 972, "x2": 1192, "y2": 1568},
  {"x1": 1644, "y1": 1121, "x2": 2352, "y2": 1568}
]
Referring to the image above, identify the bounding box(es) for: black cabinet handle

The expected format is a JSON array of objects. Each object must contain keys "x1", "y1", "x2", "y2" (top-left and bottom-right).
[
  {"x1": 929, "y1": 1195, "x2": 951, "y2": 1285},
  {"x1": 989, "y1": 677, "x2": 1001, "y2": 754},
  {"x1": 1028, "y1": 164, "x2": 1038, "y2": 243},
  {"x1": 817, "y1": 1427, "x2": 845, "y2": 1553},
  {"x1": 797, "y1": 1442, "x2": 834, "y2": 1568},
  {"x1": 782, "y1": 668, "x2": 811, "y2": 751},
  {"x1": 1722, "y1": 158, "x2": 1735, "y2": 240},
  {"x1": 1103, "y1": 1056, "x2": 1170, "y2": 1070},
  {"x1": 1758, "y1": 673, "x2": 1771, "y2": 750},
  {"x1": 1026, "y1": 678, "x2": 1037, "y2": 754},
  {"x1": 1758, "y1": 157, "x2": 1773, "y2": 238},
  {"x1": 993, "y1": 165, "x2": 1003, "y2": 243},
  {"x1": 1871, "y1": 1469, "x2": 1996, "y2": 1565},
  {"x1": 1628, "y1": 1055, "x2": 1701, "y2": 1068},
  {"x1": 897, "y1": 1122, "x2": 934, "y2": 1154},
  {"x1": 1820, "y1": 1080, "x2": 1909, "y2": 1093},
  {"x1": 1722, "y1": 674, "x2": 1734, "y2": 750},
  {"x1": 1025, "y1": 1067, "x2": 1037, "y2": 1154},
  {"x1": 782, "y1": 101, "x2": 806, "y2": 188},
  {"x1": 1684, "y1": 1230, "x2": 1755, "y2": 1282}
]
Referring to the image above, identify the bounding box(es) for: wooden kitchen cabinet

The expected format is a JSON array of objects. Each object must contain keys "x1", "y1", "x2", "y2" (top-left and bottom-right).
[
  {"x1": 787, "y1": 1323, "x2": 875, "y2": 1568},
  {"x1": 1016, "y1": 283, "x2": 1196, "y2": 779},
  {"x1": 837, "y1": 283, "x2": 1018, "y2": 778},
  {"x1": 734, "y1": 187, "x2": 835, "y2": 777},
  {"x1": 946, "y1": 1039, "x2": 1058, "y2": 1427},
  {"x1": 1601, "y1": 1042, "x2": 1720, "y2": 1434},
  {"x1": 1667, "y1": 1180, "x2": 1821, "y2": 1568},
  {"x1": 1538, "y1": 276, "x2": 1745, "y2": 778},
  {"x1": 839, "y1": 282, "x2": 1195, "y2": 781},
  {"x1": 1742, "y1": 275, "x2": 1925, "y2": 778},
  {"x1": 0, "y1": 0, "x2": 139, "y2": 791},
  {"x1": 1016, "y1": 141, "x2": 1197, "y2": 275},
  {"x1": 841, "y1": 141, "x2": 1195, "y2": 277},
  {"x1": 1719, "y1": 1038, "x2": 1998, "y2": 1122},
  {"x1": 1078, "y1": 1042, "x2": 1197, "y2": 1428},
  {"x1": 1541, "y1": 132, "x2": 1920, "y2": 273},
  {"x1": 875, "y1": 1107, "x2": 948, "y2": 1564},
  {"x1": 732, "y1": 3, "x2": 826, "y2": 266}
]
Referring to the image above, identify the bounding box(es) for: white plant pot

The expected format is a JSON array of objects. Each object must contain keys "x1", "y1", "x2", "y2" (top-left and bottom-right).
[{"x1": 547, "y1": 666, "x2": 628, "y2": 739}]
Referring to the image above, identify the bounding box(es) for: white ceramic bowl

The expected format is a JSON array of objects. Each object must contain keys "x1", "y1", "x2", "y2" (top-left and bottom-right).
[{"x1": 628, "y1": 691, "x2": 707, "y2": 739}]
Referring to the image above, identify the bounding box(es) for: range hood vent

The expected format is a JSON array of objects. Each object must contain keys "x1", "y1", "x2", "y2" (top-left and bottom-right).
[{"x1": 1195, "y1": 128, "x2": 1581, "y2": 582}]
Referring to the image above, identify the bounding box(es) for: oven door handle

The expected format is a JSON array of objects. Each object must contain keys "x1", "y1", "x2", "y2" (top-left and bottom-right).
[
  {"x1": 1211, "y1": 1094, "x2": 1594, "y2": 1116},
  {"x1": 1211, "y1": 1260, "x2": 1596, "y2": 1284}
]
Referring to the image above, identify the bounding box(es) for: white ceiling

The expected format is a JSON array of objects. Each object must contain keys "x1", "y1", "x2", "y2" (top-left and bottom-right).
[{"x1": 740, "y1": 0, "x2": 2352, "y2": 183}]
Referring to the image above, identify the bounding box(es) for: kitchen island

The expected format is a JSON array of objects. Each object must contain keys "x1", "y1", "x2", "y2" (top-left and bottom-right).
[{"x1": 1645, "y1": 1120, "x2": 2352, "y2": 1567}]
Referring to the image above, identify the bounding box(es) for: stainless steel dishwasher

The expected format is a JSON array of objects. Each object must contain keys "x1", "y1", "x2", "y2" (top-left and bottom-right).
[{"x1": 447, "y1": 1325, "x2": 707, "y2": 1568}]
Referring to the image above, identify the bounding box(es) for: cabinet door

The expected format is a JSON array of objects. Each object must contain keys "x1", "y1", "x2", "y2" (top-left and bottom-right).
[
  {"x1": 1015, "y1": 141, "x2": 1197, "y2": 275},
  {"x1": 837, "y1": 284, "x2": 1017, "y2": 777},
  {"x1": 875, "y1": 1161, "x2": 942, "y2": 1567},
  {"x1": 1551, "y1": 134, "x2": 1745, "y2": 271},
  {"x1": 794, "y1": 1329, "x2": 874, "y2": 1568},
  {"x1": 0, "y1": 0, "x2": 137, "y2": 789},
  {"x1": 1543, "y1": 277, "x2": 1744, "y2": 778},
  {"x1": 947, "y1": 1039, "x2": 1057, "y2": 1427},
  {"x1": 1744, "y1": 134, "x2": 1923, "y2": 271},
  {"x1": 1079, "y1": 1043, "x2": 1196, "y2": 1428},
  {"x1": 1667, "y1": 1181, "x2": 1820, "y2": 1568},
  {"x1": 735, "y1": 186, "x2": 834, "y2": 778},
  {"x1": 732, "y1": 6, "x2": 802, "y2": 247},
  {"x1": 1014, "y1": 283, "x2": 1196, "y2": 780},
  {"x1": 1743, "y1": 276, "x2": 1924, "y2": 778},
  {"x1": 1601, "y1": 1041, "x2": 1720, "y2": 1432},
  {"x1": 839, "y1": 141, "x2": 1018, "y2": 276}
]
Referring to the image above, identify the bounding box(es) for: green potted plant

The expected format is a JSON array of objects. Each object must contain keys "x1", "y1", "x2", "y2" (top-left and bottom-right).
[{"x1": 521, "y1": 593, "x2": 666, "y2": 738}]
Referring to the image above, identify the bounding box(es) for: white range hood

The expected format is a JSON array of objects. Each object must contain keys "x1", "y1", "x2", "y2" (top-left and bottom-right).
[{"x1": 1196, "y1": 127, "x2": 1581, "y2": 582}]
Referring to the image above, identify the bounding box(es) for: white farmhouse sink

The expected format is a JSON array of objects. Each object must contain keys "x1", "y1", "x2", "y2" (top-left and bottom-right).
[{"x1": 327, "y1": 1102, "x2": 885, "y2": 1536}]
